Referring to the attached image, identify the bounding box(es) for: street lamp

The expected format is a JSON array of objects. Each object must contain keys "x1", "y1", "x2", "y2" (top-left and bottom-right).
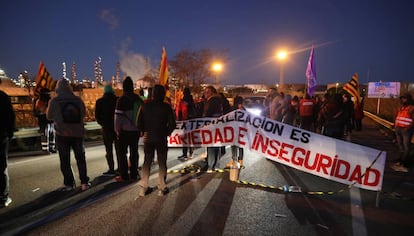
[
  {"x1": 212, "y1": 62, "x2": 223, "y2": 86},
  {"x1": 335, "y1": 83, "x2": 339, "y2": 93},
  {"x1": 276, "y1": 50, "x2": 287, "y2": 89}
]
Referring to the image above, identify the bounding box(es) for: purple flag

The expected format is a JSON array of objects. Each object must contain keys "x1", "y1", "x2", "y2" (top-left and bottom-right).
[{"x1": 305, "y1": 47, "x2": 317, "y2": 96}]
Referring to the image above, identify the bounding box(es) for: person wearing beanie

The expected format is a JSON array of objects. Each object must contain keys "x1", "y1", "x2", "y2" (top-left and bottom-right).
[
  {"x1": 46, "y1": 78, "x2": 90, "y2": 191},
  {"x1": 95, "y1": 85, "x2": 118, "y2": 176},
  {"x1": 114, "y1": 77, "x2": 144, "y2": 181}
]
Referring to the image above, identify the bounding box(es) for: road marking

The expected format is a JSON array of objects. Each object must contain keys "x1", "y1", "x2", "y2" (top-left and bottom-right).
[
  {"x1": 164, "y1": 178, "x2": 222, "y2": 235},
  {"x1": 350, "y1": 187, "x2": 367, "y2": 236}
]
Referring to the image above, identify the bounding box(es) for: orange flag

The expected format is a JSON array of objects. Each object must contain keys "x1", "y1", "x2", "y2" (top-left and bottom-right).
[
  {"x1": 34, "y1": 61, "x2": 55, "y2": 96},
  {"x1": 343, "y1": 72, "x2": 360, "y2": 103},
  {"x1": 159, "y1": 47, "x2": 169, "y2": 85}
]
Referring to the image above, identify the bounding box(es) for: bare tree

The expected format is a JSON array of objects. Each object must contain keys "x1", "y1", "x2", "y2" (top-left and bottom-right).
[{"x1": 169, "y1": 48, "x2": 228, "y2": 91}]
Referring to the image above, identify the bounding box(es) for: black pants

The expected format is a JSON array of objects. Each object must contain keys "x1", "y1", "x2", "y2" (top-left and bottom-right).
[
  {"x1": 116, "y1": 131, "x2": 140, "y2": 180},
  {"x1": 56, "y1": 136, "x2": 89, "y2": 186},
  {"x1": 102, "y1": 129, "x2": 117, "y2": 171},
  {"x1": 0, "y1": 138, "x2": 9, "y2": 201}
]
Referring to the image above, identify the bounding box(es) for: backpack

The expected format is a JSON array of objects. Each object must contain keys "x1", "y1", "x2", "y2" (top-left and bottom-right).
[{"x1": 61, "y1": 102, "x2": 81, "y2": 123}]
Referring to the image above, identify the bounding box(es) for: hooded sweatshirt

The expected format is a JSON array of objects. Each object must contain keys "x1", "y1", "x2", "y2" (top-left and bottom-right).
[
  {"x1": 114, "y1": 77, "x2": 143, "y2": 135},
  {"x1": 137, "y1": 84, "x2": 176, "y2": 143},
  {"x1": 46, "y1": 79, "x2": 86, "y2": 137}
]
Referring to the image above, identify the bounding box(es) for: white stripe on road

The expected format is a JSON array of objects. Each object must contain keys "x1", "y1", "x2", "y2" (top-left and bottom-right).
[
  {"x1": 350, "y1": 187, "x2": 367, "y2": 236},
  {"x1": 164, "y1": 178, "x2": 222, "y2": 235}
]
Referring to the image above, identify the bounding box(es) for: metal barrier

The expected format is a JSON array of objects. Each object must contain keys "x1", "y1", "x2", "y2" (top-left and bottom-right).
[
  {"x1": 363, "y1": 111, "x2": 394, "y2": 131},
  {"x1": 364, "y1": 111, "x2": 414, "y2": 144},
  {"x1": 13, "y1": 121, "x2": 101, "y2": 139}
]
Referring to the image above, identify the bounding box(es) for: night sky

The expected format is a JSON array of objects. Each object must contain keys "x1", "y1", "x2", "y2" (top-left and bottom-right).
[{"x1": 1, "y1": 0, "x2": 413, "y2": 86}]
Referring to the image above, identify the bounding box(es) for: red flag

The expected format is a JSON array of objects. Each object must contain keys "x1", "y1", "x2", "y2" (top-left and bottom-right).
[
  {"x1": 34, "y1": 62, "x2": 54, "y2": 96},
  {"x1": 159, "y1": 47, "x2": 169, "y2": 85},
  {"x1": 343, "y1": 73, "x2": 360, "y2": 103}
]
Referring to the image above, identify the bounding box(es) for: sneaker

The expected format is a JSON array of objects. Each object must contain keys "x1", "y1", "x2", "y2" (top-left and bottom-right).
[
  {"x1": 206, "y1": 168, "x2": 214, "y2": 173},
  {"x1": 158, "y1": 187, "x2": 169, "y2": 196},
  {"x1": 114, "y1": 176, "x2": 129, "y2": 182},
  {"x1": 177, "y1": 155, "x2": 187, "y2": 160},
  {"x1": 59, "y1": 185, "x2": 74, "y2": 192},
  {"x1": 130, "y1": 173, "x2": 140, "y2": 181},
  {"x1": 138, "y1": 186, "x2": 153, "y2": 197},
  {"x1": 158, "y1": 187, "x2": 170, "y2": 197},
  {"x1": 81, "y1": 183, "x2": 91, "y2": 191},
  {"x1": 391, "y1": 163, "x2": 408, "y2": 172},
  {"x1": 102, "y1": 170, "x2": 116, "y2": 176},
  {"x1": 0, "y1": 197, "x2": 12, "y2": 208}
]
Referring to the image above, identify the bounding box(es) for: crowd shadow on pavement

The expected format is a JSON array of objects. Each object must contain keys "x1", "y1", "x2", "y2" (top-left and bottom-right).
[{"x1": 0, "y1": 174, "x2": 134, "y2": 235}]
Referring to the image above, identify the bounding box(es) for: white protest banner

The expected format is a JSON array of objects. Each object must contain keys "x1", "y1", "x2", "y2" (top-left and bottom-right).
[{"x1": 168, "y1": 110, "x2": 386, "y2": 191}]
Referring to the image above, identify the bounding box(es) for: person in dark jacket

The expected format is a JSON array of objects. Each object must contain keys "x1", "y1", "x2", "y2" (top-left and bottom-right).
[
  {"x1": 137, "y1": 84, "x2": 176, "y2": 197},
  {"x1": 203, "y1": 86, "x2": 223, "y2": 172},
  {"x1": 0, "y1": 78, "x2": 15, "y2": 207},
  {"x1": 342, "y1": 94, "x2": 355, "y2": 139},
  {"x1": 317, "y1": 93, "x2": 346, "y2": 139},
  {"x1": 176, "y1": 87, "x2": 196, "y2": 160},
  {"x1": 95, "y1": 85, "x2": 118, "y2": 176},
  {"x1": 114, "y1": 77, "x2": 144, "y2": 181}
]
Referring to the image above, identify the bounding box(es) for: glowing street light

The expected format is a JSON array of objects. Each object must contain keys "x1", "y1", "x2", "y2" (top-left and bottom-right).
[
  {"x1": 212, "y1": 62, "x2": 223, "y2": 85},
  {"x1": 276, "y1": 50, "x2": 288, "y2": 89},
  {"x1": 335, "y1": 82, "x2": 339, "y2": 93}
]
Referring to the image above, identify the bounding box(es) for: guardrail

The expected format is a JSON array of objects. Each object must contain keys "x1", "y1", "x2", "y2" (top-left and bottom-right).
[
  {"x1": 364, "y1": 111, "x2": 414, "y2": 144},
  {"x1": 13, "y1": 121, "x2": 101, "y2": 139},
  {"x1": 363, "y1": 111, "x2": 394, "y2": 131}
]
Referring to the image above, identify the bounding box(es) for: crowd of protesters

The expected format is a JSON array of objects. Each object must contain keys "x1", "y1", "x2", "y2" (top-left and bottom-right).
[
  {"x1": 2, "y1": 78, "x2": 413, "y2": 208},
  {"x1": 263, "y1": 90, "x2": 363, "y2": 140}
]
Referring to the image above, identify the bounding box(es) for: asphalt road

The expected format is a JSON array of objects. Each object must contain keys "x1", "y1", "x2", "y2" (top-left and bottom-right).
[{"x1": 1, "y1": 118, "x2": 414, "y2": 236}]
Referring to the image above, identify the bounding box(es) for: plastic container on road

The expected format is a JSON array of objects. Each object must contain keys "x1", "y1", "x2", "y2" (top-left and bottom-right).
[{"x1": 282, "y1": 185, "x2": 302, "y2": 193}]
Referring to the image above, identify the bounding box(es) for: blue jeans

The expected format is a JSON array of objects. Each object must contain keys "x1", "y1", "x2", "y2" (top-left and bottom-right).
[
  {"x1": 0, "y1": 138, "x2": 9, "y2": 201},
  {"x1": 56, "y1": 135, "x2": 89, "y2": 186},
  {"x1": 395, "y1": 126, "x2": 414, "y2": 166}
]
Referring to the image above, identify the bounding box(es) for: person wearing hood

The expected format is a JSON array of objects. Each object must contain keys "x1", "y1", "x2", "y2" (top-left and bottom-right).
[
  {"x1": 114, "y1": 76, "x2": 144, "y2": 182},
  {"x1": 391, "y1": 93, "x2": 414, "y2": 172},
  {"x1": 46, "y1": 78, "x2": 90, "y2": 191},
  {"x1": 95, "y1": 85, "x2": 118, "y2": 176},
  {"x1": 137, "y1": 84, "x2": 176, "y2": 197}
]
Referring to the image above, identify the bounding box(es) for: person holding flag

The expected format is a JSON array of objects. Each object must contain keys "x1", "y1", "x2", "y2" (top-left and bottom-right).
[
  {"x1": 343, "y1": 73, "x2": 361, "y2": 139},
  {"x1": 34, "y1": 62, "x2": 56, "y2": 153}
]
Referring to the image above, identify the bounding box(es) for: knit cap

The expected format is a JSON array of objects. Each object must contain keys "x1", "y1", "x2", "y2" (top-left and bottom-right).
[{"x1": 104, "y1": 85, "x2": 114, "y2": 94}]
